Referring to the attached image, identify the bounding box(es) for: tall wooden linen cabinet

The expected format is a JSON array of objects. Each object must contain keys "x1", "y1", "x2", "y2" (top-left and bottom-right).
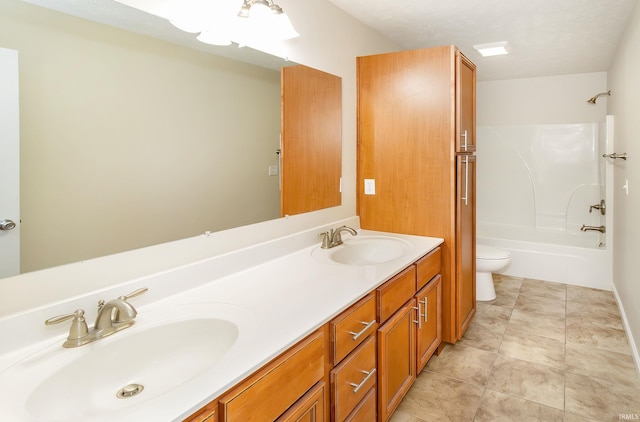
[{"x1": 357, "y1": 45, "x2": 476, "y2": 345}]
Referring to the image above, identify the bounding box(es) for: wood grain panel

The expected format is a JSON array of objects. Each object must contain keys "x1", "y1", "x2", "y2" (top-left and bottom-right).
[
  {"x1": 219, "y1": 330, "x2": 325, "y2": 422},
  {"x1": 415, "y1": 247, "x2": 441, "y2": 291},
  {"x1": 416, "y1": 275, "x2": 442, "y2": 372},
  {"x1": 377, "y1": 301, "x2": 416, "y2": 422},
  {"x1": 376, "y1": 266, "x2": 416, "y2": 323},
  {"x1": 281, "y1": 65, "x2": 342, "y2": 216},
  {"x1": 331, "y1": 292, "x2": 378, "y2": 364}
]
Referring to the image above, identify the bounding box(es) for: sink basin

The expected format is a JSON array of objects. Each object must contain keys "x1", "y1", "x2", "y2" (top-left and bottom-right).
[
  {"x1": 0, "y1": 303, "x2": 256, "y2": 421},
  {"x1": 312, "y1": 235, "x2": 412, "y2": 265}
]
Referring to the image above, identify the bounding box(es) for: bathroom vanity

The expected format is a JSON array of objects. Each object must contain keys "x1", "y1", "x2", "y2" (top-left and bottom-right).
[{"x1": 0, "y1": 219, "x2": 442, "y2": 422}]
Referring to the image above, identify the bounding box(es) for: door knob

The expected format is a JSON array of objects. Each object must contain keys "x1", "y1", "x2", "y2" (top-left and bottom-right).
[{"x1": 0, "y1": 219, "x2": 17, "y2": 231}]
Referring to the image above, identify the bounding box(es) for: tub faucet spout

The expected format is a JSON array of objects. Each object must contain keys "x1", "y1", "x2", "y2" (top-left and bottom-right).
[{"x1": 581, "y1": 224, "x2": 606, "y2": 234}]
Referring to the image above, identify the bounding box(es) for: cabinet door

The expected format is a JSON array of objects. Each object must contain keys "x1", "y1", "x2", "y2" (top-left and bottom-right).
[
  {"x1": 276, "y1": 382, "x2": 325, "y2": 422},
  {"x1": 415, "y1": 275, "x2": 442, "y2": 372},
  {"x1": 456, "y1": 51, "x2": 476, "y2": 153},
  {"x1": 344, "y1": 387, "x2": 376, "y2": 422},
  {"x1": 377, "y1": 301, "x2": 416, "y2": 422},
  {"x1": 456, "y1": 155, "x2": 476, "y2": 339}
]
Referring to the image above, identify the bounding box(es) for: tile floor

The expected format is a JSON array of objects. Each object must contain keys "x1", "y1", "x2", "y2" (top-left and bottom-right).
[{"x1": 390, "y1": 275, "x2": 640, "y2": 422}]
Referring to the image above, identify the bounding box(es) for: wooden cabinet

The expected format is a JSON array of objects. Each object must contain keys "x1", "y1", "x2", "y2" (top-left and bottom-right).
[
  {"x1": 376, "y1": 249, "x2": 442, "y2": 421},
  {"x1": 377, "y1": 300, "x2": 416, "y2": 422},
  {"x1": 415, "y1": 275, "x2": 442, "y2": 373},
  {"x1": 185, "y1": 248, "x2": 442, "y2": 422},
  {"x1": 357, "y1": 45, "x2": 476, "y2": 343},
  {"x1": 218, "y1": 329, "x2": 326, "y2": 422},
  {"x1": 330, "y1": 292, "x2": 378, "y2": 422},
  {"x1": 184, "y1": 400, "x2": 218, "y2": 422},
  {"x1": 276, "y1": 381, "x2": 326, "y2": 422}
]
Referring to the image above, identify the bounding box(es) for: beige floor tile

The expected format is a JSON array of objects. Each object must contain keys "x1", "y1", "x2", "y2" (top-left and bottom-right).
[
  {"x1": 565, "y1": 372, "x2": 640, "y2": 421},
  {"x1": 485, "y1": 275, "x2": 522, "y2": 308},
  {"x1": 565, "y1": 341, "x2": 640, "y2": 387},
  {"x1": 390, "y1": 371, "x2": 484, "y2": 422},
  {"x1": 514, "y1": 294, "x2": 566, "y2": 319},
  {"x1": 507, "y1": 308, "x2": 566, "y2": 341},
  {"x1": 474, "y1": 390, "x2": 564, "y2": 422},
  {"x1": 566, "y1": 321, "x2": 632, "y2": 355},
  {"x1": 519, "y1": 278, "x2": 567, "y2": 302},
  {"x1": 567, "y1": 285, "x2": 617, "y2": 307},
  {"x1": 425, "y1": 344, "x2": 498, "y2": 386},
  {"x1": 499, "y1": 329, "x2": 565, "y2": 370},
  {"x1": 471, "y1": 303, "x2": 512, "y2": 333},
  {"x1": 486, "y1": 356, "x2": 565, "y2": 410},
  {"x1": 457, "y1": 321, "x2": 505, "y2": 353},
  {"x1": 563, "y1": 412, "x2": 604, "y2": 422},
  {"x1": 566, "y1": 301, "x2": 624, "y2": 330}
]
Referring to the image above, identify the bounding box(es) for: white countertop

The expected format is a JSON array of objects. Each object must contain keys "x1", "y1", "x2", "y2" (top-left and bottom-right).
[{"x1": 0, "y1": 222, "x2": 442, "y2": 421}]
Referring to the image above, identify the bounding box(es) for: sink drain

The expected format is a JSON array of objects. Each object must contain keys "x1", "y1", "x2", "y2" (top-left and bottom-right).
[{"x1": 116, "y1": 383, "x2": 144, "y2": 399}]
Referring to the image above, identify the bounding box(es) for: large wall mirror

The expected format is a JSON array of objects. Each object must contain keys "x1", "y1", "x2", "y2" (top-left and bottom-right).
[{"x1": 0, "y1": 0, "x2": 342, "y2": 276}]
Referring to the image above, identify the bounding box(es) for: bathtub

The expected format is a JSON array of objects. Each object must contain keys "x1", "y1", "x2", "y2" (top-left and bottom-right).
[{"x1": 477, "y1": 223, "x2": 612, "y2": 291}]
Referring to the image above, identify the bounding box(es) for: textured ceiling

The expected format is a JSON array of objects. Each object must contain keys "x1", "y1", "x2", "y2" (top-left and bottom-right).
[
  {"x1": 20, "y1": 0, "x2": 638, "y2": 80},
  {"x1": 327, "y1": 0, "x2": 638, "y2": 80}
]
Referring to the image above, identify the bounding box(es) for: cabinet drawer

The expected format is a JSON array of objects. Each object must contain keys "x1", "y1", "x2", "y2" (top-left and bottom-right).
[
  {"x1": 377, "y1": 266, "x2": 416, "y2": 323},
  {"x1": 331, "y1": 336, "x2": 377, "y2": 422},
  {"x1": 219, "y1": 330, "x2": 325, "y2": 422},
  {"x1": 276, "y1": 381, "x2": 325, "y2": 422},
  {"x1": 415, "y1": 247, "x2": 441, "y2": 290},
  {"x1": 331, "y1": 292, "x2": 378, "y2": 364},
  {"x1": 344, "y1": 386, "x2": 376, "y2": 422}
]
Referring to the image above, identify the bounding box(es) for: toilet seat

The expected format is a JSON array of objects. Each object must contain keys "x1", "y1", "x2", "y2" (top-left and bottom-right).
[{"x1": 476, "y1": 244, "x2": 511, "y2": 260}]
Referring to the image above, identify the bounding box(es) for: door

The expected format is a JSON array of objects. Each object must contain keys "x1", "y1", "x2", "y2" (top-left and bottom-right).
[
  {"x1": 0, "y1": 47, "x2": 20, "y2": 278},
  {"x1": 456, "y1": 155, "x2": 476, "y2": 339},
  {"x1": 280, "y1": 65, "x2": 342, "y2": 217}
]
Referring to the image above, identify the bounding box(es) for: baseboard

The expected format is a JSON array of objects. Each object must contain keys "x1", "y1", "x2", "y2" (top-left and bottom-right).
[{"x1": 611, "y1": 283, "x2": 640, "y2": 379}]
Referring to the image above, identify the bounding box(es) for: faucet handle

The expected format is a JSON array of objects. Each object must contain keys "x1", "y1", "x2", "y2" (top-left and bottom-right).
[
  {"x1": 45, "y1": 309, "x2": 89, "y2": 346},
  {"x1": 118, "y1": 287, "x2": 148, "y2": 302},
  {"x1": 319, "y1": 231, "x2": 332, "y2": 249}
]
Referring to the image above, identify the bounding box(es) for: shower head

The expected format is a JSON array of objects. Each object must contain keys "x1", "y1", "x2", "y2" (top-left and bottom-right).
[{"x1": 587, "y1": 90, "x2": 611, "y2": 104}]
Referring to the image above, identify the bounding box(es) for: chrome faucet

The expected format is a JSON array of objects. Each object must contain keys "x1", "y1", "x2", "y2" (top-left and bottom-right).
[
  {"x1": 45, "y1": 287, "x2": 148, "y2": 348},
  {"x1": 581, "y1": 224, "x2": 606, "y2": 233},
  {"x1": 320, "y1": 225, "x2": 357, "y2": 249}
]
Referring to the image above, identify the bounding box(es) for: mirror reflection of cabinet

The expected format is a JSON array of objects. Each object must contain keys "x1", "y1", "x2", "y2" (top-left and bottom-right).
[{"x1": 281, "y1": 65, "x2": 342, "y2": 216}]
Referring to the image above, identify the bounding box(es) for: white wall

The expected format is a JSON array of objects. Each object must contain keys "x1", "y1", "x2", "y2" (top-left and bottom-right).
[
  {"x1": 477, "y1": 72, "x2": 608, "y2": 125},
  {"x1": 608, "y1": 1, "x2": 640, "y2": 369}
]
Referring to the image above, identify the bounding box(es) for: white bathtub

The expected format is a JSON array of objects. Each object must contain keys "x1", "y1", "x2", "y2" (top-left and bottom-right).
[{"x1": 477, "y1": 223, "x2": 612, "y2": 291}]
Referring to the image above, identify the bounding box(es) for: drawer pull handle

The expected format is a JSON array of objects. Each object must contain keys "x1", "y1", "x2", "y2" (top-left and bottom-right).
[
  {"x1": 348, "y1": 320, "x2": 376, "y2": 341},
  {"x1": 413, "y1": 304, "x2": 424, "y2": 329},
  {"x1": 421, "y1": 298, "x2": 428, "y2": 322},
  {"x1": 349, "y1": 368, "x2": 377, "y2": 393}
]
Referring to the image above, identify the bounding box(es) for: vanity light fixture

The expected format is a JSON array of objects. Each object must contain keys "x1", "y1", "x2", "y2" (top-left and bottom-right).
[
  {"x1": 236, "y1": 0, "x2": 299, "y2": 42},
  {"x1": 164, "y1": 0, "x2": 298, "y2": 47},
  {"x1": 473, "y1": 41, "x2": 512, "y2": 57}
]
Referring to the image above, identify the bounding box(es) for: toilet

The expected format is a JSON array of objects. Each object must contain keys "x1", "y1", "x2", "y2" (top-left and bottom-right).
[{"x1": 476, "y1": 244, "x2": 512, "y2": 301}]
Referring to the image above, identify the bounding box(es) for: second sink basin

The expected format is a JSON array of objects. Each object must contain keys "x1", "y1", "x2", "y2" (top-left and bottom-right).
[{"x1": 312, "y1": 235, "x2": 413, "y2": 266}]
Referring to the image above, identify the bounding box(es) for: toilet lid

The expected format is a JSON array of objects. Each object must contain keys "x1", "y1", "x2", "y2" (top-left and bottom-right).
[{"x1": 476, "y1": 244, "x2": 511, "y2": 260}]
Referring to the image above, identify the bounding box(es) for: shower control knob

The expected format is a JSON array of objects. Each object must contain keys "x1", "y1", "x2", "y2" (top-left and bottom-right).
[{"x1": 0, "y1": 219, "x2": 16, "y2": 231}]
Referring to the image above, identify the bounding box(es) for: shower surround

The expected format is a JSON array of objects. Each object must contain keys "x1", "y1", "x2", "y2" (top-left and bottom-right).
[{"x1": 476, "y1": 120, "x2": 613, "y2": 290}]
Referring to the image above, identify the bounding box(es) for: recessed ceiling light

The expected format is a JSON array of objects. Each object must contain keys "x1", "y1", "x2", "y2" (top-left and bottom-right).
[{"x1": 473, "y1": 41, "x2": 512, "y2": 57}]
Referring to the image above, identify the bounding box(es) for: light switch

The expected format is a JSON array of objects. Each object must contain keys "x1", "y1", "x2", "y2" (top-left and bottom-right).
[{"x1": 268, "y1": 165, "x2": 279, "y2": 176}]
